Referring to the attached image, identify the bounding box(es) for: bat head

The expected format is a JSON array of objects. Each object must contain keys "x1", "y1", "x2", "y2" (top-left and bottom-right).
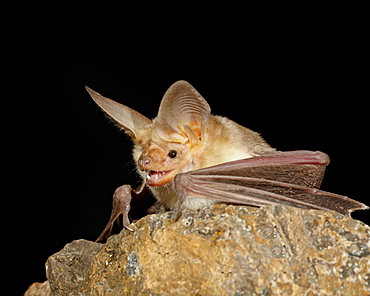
[
  {"x1": 135, "y1": 140, "x2": 193, "y2": 187},
  {"x1": 86, "y1": 80, "x2": 211, "y2": 187}
]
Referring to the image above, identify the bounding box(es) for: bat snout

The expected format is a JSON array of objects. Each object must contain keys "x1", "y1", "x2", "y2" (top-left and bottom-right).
[
  {"x1": 138, "y1": 147, "x2": 169, "y2": 171},
  {"x1": 138, "y1": 155, "x2": 152, "y2": 170}
]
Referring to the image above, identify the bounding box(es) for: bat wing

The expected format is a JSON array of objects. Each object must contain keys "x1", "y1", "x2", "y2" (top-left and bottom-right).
[
  {"x1": 175, "y1": 151, "x2": 368, "y2": 216},
  {"x1": 96, "y1": 183, "x2": 150, "y2": 242}
]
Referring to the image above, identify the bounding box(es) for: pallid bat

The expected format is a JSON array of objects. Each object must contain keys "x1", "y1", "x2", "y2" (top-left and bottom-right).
[{"x1": 86, "y1": 81, "x2": 368, "y2": 242}]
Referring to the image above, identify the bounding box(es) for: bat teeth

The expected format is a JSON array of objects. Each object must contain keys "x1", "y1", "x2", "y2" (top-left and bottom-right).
[
  {"x1": 147, "y1": 170, "x2": 162, "y2": 179},
  {"x1": 146, "y1": 170, "x2": 173, "y2": 181},
  {"x1": 147, "y1": 172, "x2": 154, "y2": 181},
  {"x1": 145, "y1": 169, "x2": 176, "y2": 186}
]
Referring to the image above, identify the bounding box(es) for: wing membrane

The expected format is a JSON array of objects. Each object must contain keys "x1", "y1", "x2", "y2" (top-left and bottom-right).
[{"x1": 175, "y1": 151, "x2": 368, "y2": 216}]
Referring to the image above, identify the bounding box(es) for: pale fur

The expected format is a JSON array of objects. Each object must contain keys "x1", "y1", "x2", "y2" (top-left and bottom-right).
[{"x1": 133, "y1": 115, "x2": 275, "y2": 210}]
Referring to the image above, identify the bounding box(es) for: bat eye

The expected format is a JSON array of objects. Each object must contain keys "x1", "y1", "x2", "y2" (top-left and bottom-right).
[{"x1": 168, "y1": 150, "x2": 177, "y2": 159}]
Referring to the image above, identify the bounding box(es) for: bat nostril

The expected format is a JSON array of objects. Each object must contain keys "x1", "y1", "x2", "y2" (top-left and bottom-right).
[{"x1": 139, "y1": 156, "x2": 151, "y2": 169}]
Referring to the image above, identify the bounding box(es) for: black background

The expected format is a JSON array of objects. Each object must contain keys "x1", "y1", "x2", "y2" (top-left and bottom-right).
[{"x1": 10, "y1": 13, "x2": 368, "y2": 295}]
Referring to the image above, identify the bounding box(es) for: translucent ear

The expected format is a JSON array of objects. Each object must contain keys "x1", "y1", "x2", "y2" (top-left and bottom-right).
[
  {"x1": 86, "y1": 86, "x2": 152, "y2": 140},
  {"x1": 154, "y1": 80, "x2": 211, "y2": 146}
]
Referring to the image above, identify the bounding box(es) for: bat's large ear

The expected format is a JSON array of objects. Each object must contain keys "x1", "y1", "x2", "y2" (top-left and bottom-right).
[
  {"x1": 86, "y1": 86, "x2": 152, "y2": 140},
  {"x1": 154, "y1": 80, "x2": 211, "y2": 147}
]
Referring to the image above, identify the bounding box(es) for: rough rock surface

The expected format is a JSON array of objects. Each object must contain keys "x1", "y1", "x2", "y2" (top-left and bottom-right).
[
  {"x1": 46, "y1": 239, "x2": 102, "y2": 294},
  {"x1": 24, "y1": 281, "x2": 51, "y2": 296},
  {"x1": 26, "y1": 204, "x2": 370, "y2": 295}
]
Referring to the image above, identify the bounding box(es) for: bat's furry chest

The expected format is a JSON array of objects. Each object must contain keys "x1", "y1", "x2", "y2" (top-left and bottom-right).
[{"x1": 150, "y1": 183, "x2": 217, "y2": 211}]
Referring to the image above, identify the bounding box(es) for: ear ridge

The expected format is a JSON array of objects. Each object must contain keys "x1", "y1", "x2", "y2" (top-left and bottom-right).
[
  {"x1": 86, "y1": 86, "x2": 152, "y2": 140},
  {"x1": 183, "y1": 124, "x2": 200, "y2": 146},
  {"x1": 155, "y1": 80, "x2": 211, "y2": 144}
]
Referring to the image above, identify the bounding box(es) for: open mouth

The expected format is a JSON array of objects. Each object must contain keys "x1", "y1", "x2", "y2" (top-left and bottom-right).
[{"x1": 146, "y1": 169, "x2": 177, "y2": 187}]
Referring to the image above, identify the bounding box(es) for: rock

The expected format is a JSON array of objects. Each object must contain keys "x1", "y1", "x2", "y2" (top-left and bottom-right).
[
  {"x1": 26, "y1": 204, "x2": 370, "y2": 295},
  {"x1": 24, "y1": 281, "x2": 51, "y2": 296},
  {"x1": 46, "y1": 239, "x2": 102, "y2": 295}
]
